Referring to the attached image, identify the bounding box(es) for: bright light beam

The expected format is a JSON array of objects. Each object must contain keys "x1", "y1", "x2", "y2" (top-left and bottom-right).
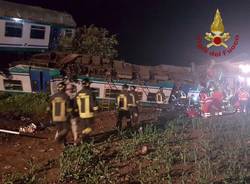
[{"x1": 239, "y1": 64, "x2": 250, "y2": 74}]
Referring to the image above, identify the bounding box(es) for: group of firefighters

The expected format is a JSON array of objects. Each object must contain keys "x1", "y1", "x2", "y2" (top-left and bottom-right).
[
  {"x1": 188, "y1": 82, "x2": 250, "y2": 118},
  {"x1": 47, "y1": 78, "x2": 146, "y2": 146}
]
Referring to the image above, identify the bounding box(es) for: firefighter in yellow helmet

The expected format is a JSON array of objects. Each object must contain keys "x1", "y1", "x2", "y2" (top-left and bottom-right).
[
  {"x1": 128, "y1": 86, "x2": 139, "y2": 124},
  {"x1": 75, "y1": 78, "x2": 98, "y2": 143},
  {"x1": 116, "y1": 84, "x2": 132, "y2": 130},
  {"x1": 47, "y1": 82, "x2": 72, "y2": 146}
]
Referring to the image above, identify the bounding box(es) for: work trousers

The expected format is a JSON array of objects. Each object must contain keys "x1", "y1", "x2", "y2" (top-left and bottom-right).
[
  {"x1": 129, "y1": 106, "x2": 139, "y2": 124},
  {"x1": 240, "y1": 100, "x2": 248, "y2": 113},
  {"x1": 54, "y1": 121, "x2": 70, "y2": 144},
  {"x1": 72, "y1": 117, "x2": 94, "y2": 144},
  {"x1": 116, "y1": 110, "x2": 131, "y2": 130}
]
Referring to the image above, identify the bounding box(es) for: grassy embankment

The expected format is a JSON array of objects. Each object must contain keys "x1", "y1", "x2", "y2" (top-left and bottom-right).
[{"x1": 3, "y1": 113, "x2": 250, "y2": 183}]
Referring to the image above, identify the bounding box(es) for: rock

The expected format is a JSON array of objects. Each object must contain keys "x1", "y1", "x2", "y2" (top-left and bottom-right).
[
  {"x1": 4, "y1": 165, "x2": 11, "y2": 169},
  {"x1": 48, "y1": 148, "x2": 54, "y2": 152},
  {"x1": 141, "y1": 145, "x2": 148, "y2": 155},
  {"x1": 39, "y1": 149, "x2": 46, "y2": 153}
]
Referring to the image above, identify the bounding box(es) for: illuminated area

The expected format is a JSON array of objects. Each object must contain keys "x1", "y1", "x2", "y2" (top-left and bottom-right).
[{"x1": 239, "y1": 64, "x2": 250, "y2": 74}]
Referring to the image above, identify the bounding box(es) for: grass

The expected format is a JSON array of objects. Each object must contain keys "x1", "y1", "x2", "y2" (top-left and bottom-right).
[
  {"x1": 3, "y1": 111, "x2": 250, "y2": 183},
  {"x1": 0, "y1": 92, "x2": 49, "y2": 117},
  {"x1": 2, "y1": 159, "x2": 43, "y2": 184}
]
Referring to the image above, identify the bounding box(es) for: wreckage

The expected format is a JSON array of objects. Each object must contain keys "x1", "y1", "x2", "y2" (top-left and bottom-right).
[{"x1": 0, "y1": 52, "x2": 198, "y2": 108}]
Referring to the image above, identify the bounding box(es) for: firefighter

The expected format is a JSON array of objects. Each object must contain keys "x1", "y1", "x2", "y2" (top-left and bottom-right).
[
  {"x1": 199, "y1": 88, "x2": 212, "y2": 118},
  {"x1": 238, "y1": 87, "x2": 249, "y2": 113},
  {"x1": 65, "y1": 81, "x2": 78, "y2": 145},
  {"x1": 156, "y1": 87, "x2": 166, "y2": 104},
  {"x1": 47, "y1": 82, "x2": 72, "y2": 146},
  {"x1": 75, "y1": 78, "x2": 98, "y2": 143},
  {"x1": 128, "y1": 86, "x2": 139, "y2": 124},
  {"x1": 116, "y1": 84, "x2": 132, "y2": 130},
  {"x1": 212, "y1": 87, "x2": 224, "y2": 115}
]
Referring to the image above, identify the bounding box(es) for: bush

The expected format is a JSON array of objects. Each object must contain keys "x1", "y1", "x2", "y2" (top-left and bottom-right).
[{"x1": 0, "y1": 92, "x2": 49, "y2": 117}]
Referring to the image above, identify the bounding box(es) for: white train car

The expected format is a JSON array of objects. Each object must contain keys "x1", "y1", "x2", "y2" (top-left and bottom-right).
[
  {"x1": 51, "y1": 77, "x2": 174, "y2": 105},
  {"x1": 0, "y1": 65, "x2": 60, "y2": 93},
  {"x1": 0, "y1": 0, "x2": 76, "y2": 52},
  {"x1": 0, "y1": 64, "x2": 174, "y2": 106}
]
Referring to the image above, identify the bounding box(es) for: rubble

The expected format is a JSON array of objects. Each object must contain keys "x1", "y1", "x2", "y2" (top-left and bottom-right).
[
  {"x1": 10, "y1": 52, "x2": 194, "y2": 85},
  {"x1": 19, "y1": 123, "x2": 37, "y2": 134}
]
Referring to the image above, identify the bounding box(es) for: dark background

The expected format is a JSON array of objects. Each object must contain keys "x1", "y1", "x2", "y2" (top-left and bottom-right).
[{"x1": 7, "y1": 0, "x2": 250, "y2": 66}]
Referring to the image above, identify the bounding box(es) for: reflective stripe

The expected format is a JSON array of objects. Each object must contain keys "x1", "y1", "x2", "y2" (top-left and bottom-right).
[
  {"x1": 117, "y1": 94, "x2": 128, "y2": 110},
  {"x1": 82, "y1": 127, "x2": 92, "y2": 134},
  {"x1": 128, "y1": 93, "x2": 136, "y2": 107},
  {"x1": 156, "y1": 93, "x2": 163, "y2": 104},
  {"x1": 52, "y1": 97, "x2": 67, "y2": 122},
  {"x1": 76, "y1": 93, "x2": 94, "y2": 119}
]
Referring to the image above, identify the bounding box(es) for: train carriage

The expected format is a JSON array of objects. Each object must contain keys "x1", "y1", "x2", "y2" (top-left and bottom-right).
[
  {"x1": 0, "y1": 65, "x2": 174, "y2": 106},
  {"x1": 0, "y1": 0, "x2": 76, "y2": 52}
]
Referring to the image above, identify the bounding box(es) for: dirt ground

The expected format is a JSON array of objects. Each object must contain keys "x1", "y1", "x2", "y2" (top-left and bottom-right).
[{"x1": 0, "y1": 108, "x2": 159, "y2": 183}]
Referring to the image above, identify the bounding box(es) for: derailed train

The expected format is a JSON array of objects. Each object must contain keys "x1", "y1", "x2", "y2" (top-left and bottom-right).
[
  {"x1": 0, "y1": 64, "x2": 179, "y2": 106},
  {"x1": 0, "y1": 0, "x2": 76, "y2": 52}
]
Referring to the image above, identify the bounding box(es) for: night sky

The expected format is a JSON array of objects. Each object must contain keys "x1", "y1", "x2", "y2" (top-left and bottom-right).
[{"x1": 7, "y1": 0, "x2": 250, "y2": 66}]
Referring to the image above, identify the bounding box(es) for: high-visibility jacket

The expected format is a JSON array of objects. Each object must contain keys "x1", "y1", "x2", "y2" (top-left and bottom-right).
[
  {"x1": 49, "y1": 92, "x2": 71, "y2": 122},
  {"x1": 238, "y1": 90, "x2": 249, "y2": 101},
  {"x1": 156, "y1": 91, "x2": 166, "y2": 104},
  {"x1": 117, "y1": 90, "x2": 132, "y2": 111},
  {"x1": 76, "y1": 87, "x2": 98, "y2": 119},
  {"x1": 212, "y1": 91, "x2": 223, "y2": 111},
  {"x1": 212, "y1": 91, "x2": 224, "y2": 102},
  {"x1": 128, "y1": 91, "x2": 138, "y2": 107}
]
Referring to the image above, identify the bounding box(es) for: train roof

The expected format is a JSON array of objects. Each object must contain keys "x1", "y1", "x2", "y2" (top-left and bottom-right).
[
  {"x1": 8, "y1": 65, "x2": 174, "y2": 89},
  {"x1": 78, "y1": 76, "x2": 174, "y2": 89},
  {"x1": 9, "y1": 65, "x2": 61, "y2": 77},
  {"x1": 0, "y1": 0, "x2": 76, "y2": 27}
]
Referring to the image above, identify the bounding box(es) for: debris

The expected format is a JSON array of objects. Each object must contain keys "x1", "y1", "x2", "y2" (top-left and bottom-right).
[
  {"x1": 19, "y1": 123, "x2": 37, "y2": 133},
  {"x1": 0, "y1": 129, "x2": 47, "y2": 139},
  {"x1": 4, "y1": 165, "x2": 12, "y2": 170},
  {"x1": 141, "y1": 145, "x2": 148, "y2": 155},
  {"x1": 48, "y1": 148, "x2": 54, "y2": 152}
]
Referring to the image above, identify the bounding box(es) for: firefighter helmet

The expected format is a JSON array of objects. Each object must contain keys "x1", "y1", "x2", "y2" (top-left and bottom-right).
[
  {"x1": 130, "y1": 85, "x2": 136, "y2": 90},
  {"x1": 82, "y1": 78, "x2": 91, "y2": 86},
  {"x1": 57, "y1": 82, "x2": 66, "y2": 92},
  {"x1": 122, "y1": 84, "x2": 129, "y2": 89}
]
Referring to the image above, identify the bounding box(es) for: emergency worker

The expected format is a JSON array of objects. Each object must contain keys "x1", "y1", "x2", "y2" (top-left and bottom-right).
[
  {"x1": 75, "y1": 78, "x2": 98, "y2": 143},
  {"x1": 156, "y1": 87, "x2": 166, "y2": 104},
  {"x1": 47, "y1": 82, "x2": 72, "y2": 145},
  {"x1": 116, "y1": 84, "x2": 132, "y2": 130},
  {"x1": 238, "y1": 88, "x2": 249, "y2": 113},
  {"x1": 212, "y1": 87, "x2": 224, "y2": 115},
  {"x1": 199, "y1": 88, "x2": 212, "y2": 118},
  {"x1": 65, "y1": 81, "x2": 78, "y2": 145},
  {"x1": 128, "y1": 86, "x2": 139, "y2": 124}
]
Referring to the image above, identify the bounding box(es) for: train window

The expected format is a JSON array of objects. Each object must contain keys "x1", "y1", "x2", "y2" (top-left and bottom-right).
[
  {"x1": 105, "y1": 89, "x2": 120, "y2": 99},
  {"x1": 5, "y1": 22, "x2": 23, "y2": 37},
  {"x1": 91, "y1": 88, "x2": 100, "y2": 97},
  {"x1": 30, "y1": 25, "x2": 45, "y2": 39},
  {"x1": 65, "y1": 29, "x2": 73, "y2": 38},
  {"x1": 3, "y1": 80, "x2": 23, "y2": 91},
  {"x1": 147, "y1": 92, "x2": 156, "y2": 102}
]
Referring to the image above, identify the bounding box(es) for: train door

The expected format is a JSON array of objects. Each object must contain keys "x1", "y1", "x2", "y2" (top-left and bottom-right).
[
  {"x1": 49, "y1": 26, "x2": 61, "y2": 50},
  {"x1": 30, "y1": 70, "x2": 51, "y2": 93}
]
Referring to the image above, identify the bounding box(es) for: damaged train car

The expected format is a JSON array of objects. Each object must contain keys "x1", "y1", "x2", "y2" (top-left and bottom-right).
[{"x1": 0, "y1": 0, "x2": 76, "y2": 52}]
